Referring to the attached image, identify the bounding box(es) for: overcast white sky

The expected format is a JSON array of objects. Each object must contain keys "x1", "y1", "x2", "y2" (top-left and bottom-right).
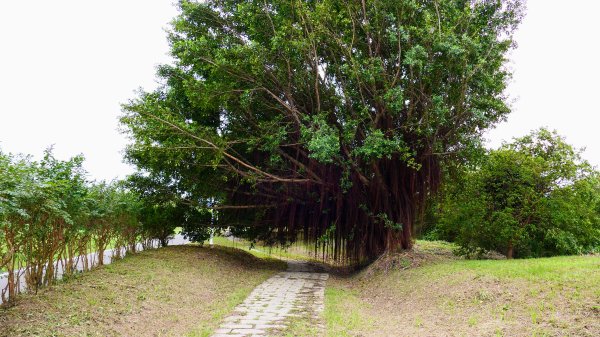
[
  {"x1": 486, "y1": 0, "x2": 600, "y2": 166},
  {"x1": 0, "y1": 0, "x2": 599, "y2": 181},
  {"x1": 0, "y1": 1, "x2": 178, "y2": 181}
]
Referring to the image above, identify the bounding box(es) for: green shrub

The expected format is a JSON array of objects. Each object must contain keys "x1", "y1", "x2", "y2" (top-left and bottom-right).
[{"x1": 434, "y1": 129, "x2": 600, "y2": 258}]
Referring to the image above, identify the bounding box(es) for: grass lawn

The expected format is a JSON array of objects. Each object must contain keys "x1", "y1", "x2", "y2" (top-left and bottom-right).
[
  {"x1": 321, "y1": 241, "x2": 600, "y2": 337},
  {"x1": 0, "y1": 245, "x2": 286, "y2": 337}
]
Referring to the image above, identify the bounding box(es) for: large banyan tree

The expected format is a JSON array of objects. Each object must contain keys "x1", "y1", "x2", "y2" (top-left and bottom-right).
[{"x1": 122, "y1": 0, "x2": 523, "y2": 263}]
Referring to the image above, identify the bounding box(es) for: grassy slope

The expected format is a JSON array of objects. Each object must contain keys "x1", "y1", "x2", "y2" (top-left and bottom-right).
[
  {"x1": 324, "y1": 241, "x2": 600, "y2": 337},
  {"x1": 0, "y1": 245, "x2": 286, "y2": 337}
]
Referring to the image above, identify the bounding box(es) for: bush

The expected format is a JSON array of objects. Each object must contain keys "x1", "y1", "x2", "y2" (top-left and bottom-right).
[
  {"x1": 434, "y1": 129, "x2": 600, "y2": 258},
  {"x1": 0, "y1": 148, "x2": 147, "y2": 304}
]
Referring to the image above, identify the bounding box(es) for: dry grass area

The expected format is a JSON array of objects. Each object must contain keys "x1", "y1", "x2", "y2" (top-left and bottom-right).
[
  {"x1": 324, "y1": 241, "x2": 600, "y2": 337},
  {"x1": 0, "y1": 245, "x2": 285, "y2": 337}
]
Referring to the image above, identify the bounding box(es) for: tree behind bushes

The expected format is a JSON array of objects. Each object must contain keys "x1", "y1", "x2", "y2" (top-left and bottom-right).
[
  {"x1": 126, "y1": 173, "x2": 213, "y2": 245},
  {"x1": 434, "y1": 129, "x2": 600, "y2": 258},
  {"x1": 139, "y1": 203, "x2": 183, "y2": 247}
]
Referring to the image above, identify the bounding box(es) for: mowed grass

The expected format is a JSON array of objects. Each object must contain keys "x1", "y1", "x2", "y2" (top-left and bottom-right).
[
  {"x1": 324, "y1": 242, "x2": 600, "y2": 337},
  {"x1": 0, "y1": 245, "x2": 286, "y2": 337}
]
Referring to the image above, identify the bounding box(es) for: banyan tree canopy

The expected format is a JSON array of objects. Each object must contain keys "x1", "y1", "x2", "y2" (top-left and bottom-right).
[{"x1": 121, "y1": 0, "x2": 523, "y2": 264}]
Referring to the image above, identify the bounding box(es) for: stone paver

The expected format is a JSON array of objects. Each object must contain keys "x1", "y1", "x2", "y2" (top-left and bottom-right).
[{"x1": 212, "y1": 261, "x2": 329, "y2": 337}]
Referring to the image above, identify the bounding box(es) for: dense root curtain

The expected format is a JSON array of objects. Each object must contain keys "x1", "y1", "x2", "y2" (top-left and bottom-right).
[{"x1": 221, "y1": 148, "x2": 441, "y2": 264}]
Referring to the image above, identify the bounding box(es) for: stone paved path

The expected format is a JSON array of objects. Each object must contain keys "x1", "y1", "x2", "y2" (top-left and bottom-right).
[{"x1": 212, "y1": 261, "x2": 329, "y2": 337}]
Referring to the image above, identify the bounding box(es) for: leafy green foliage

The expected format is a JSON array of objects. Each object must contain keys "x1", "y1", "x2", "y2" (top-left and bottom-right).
[
  {"x1": 433, "y1": 129, "x2": 600, "y2": 258},
  {"x1": 353, "y1": 130, "x2": 406, "y2": 161},
  {"x1": 121, "y1": 0, "x2": 523, "y2": 262},
  {"x1": 301, "y1": 117, "x2": 340, "y2": 164},
  {"x1": 179, "y1": 207, "x2": 213, "y2": 244},
  {"x1": 0, "y1": 147, "x2": 168, "y2": 304},
  {"x1": 139, "y1": 202, "x2": 182, "y2": 247}
]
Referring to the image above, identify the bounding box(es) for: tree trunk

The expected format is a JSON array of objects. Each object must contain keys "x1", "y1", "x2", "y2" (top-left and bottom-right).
[
  {"x1": 7, "y1": 265, "x2": 15, "y2": 305},
  {"x1": 160, "y1": 237, "x2": 169, "y2": 248},
  {"x1": 506, "y1": 242, "x2": 514, "y2": 259}
]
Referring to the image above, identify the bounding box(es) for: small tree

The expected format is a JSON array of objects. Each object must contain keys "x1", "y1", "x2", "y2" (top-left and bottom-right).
[{"x1": 140, "y1": 202, "x2": 183, "y2": 247}]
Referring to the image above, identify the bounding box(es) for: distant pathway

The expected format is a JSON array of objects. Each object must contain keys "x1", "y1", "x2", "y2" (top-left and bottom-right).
[{"x1": 212, "y1": 261, "x2": 329, "y2": 337}]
